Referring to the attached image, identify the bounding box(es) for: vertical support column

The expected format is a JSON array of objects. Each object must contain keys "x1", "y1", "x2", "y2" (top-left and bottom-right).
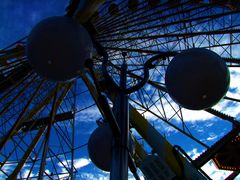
[{"x1": 110, "y1": 61, "x2": 129, "y2": 180}]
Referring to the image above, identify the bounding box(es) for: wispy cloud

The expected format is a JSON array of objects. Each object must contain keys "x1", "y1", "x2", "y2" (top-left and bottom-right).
[
  {"x1": 57, "y1": 157, "x2": 91, "y2": 169},
  {"x1": 187, "y1": 148, "x2": 203, "y2": 160},
  {"x1": 75, "y1": 106, "x2": 102, "y2": 122},
  {"x1": 206, "y1": 133, "x2": 218, "y2": 141},
  {"x1": 73, "y1": 158, "x2": 91, "y2": 169},
  {"x1": 79, "y1": 172, "x2": 109, "y2": 180},
  {"x1": 0, "y1": 162, "x2": 15, "y2": 179},
  {"x1": 57, "y1": 158, "x2": 91, "y2": 179},
  {"x1": 21, "y1": 169, "x2": 36, "y2": 179}
]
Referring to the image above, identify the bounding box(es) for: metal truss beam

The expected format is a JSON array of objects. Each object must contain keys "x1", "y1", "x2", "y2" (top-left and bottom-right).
[{"x1": 17, "y1": 111, "x2": 74, "y2": 132}]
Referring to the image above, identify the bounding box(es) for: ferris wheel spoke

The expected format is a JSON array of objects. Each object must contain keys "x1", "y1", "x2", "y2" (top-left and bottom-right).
[
  {"x1": 0, "y1": 74, "x2": 37, "y2": 118},
  {"x1": 0, "y1": 78, "x2": 44, "y2": 152},
  {"x1": 38, "y1": 84, "x2": 60, "y2": 180},
  {"x1": 97, "y1": 0, "x2": 194, "y2": 35},
  {"x1": 98, "y1": 26, "x2": 239, "y2": 54},
  {"x1": 48, "y1": 147, "x2": 74, "y2": 178},
  {"x1": 0, "y1": 71, "x2": 33, "y2": 103},
  {"x1": 53, "y1": 124, "x2": 72, "y2": 149},
  {"x1": 0, "y1": 131, "x2": 38, "y2": 174},
  {"x1": 0, "y1": 82, "x2": 73, "y2": 179},
  {"x1": 0, "y1": 57, "x2": 27, "y2": 73},
  {"x1": 47, "y1": 150, "x2": 60, "y2": 179},
  {"x1": 129, "y1": 97, "x2": 209, "y2": 148},
  {"x1": 99, "y1": 29, "x2": 240, "y2": 43},
  {"x1": 98, "y1": 2, "x2": 209, "y2": 37},
  {"x1": 8, "y1": 126, "x2": 45, "y2": 179},
  {"x1": 105, "y1": 46, "x2": 177, "y2": 56},
  {"x1": 49, "y1": 133, "x2": 71, "y2": 175},
  {"x1": 97, "y1": 7, "x2": 240, "y2": 57},
  {"x1": 97, "y1": 4, "x2": 235, "y2": 38},
  {"x1": 0, "y1": 65, "x2": 32, "y2": 96},
  {"x1": 0, "y1": 80, "x2": 54, "y2": 136},
  {"x1": 132, "y1": 83, "x2": 185, "y2": 128}
]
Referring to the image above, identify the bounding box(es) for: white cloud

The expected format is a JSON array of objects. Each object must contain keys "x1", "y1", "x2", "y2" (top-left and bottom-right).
[
  {"x1": 227, "y1": 67, "x2": 240, "y2": 98},
  {"x1": 74, "y1": 158, "x2": 91, "y2": 169},
  {"x1": 80, "y1": 172, "x2": 96, "y2": 180},
  {"x1": 205, "y1": 122, "x2": 214, "y2": 127},
  {"x1": 132, "y1": 93, "x2": 215, "y2": 123},
  {"x1": 57, "y1": 157, "x2": 91, "y2": 169},
  {"x1": 75, "y1": 106, "x2": 102, "y2": 122},
  {"x1": 187, "y1": 148, "x2": 203, "y2": 160},
  {"x1": 21, "y1": 169, "x2": 36, "y2": 179},
  {"x1": 79, "y1": 170, "x2": 145, "y2": 180},
  {"x1": 1, "y1": 163, "x2": 14, "y2": 173},
  {"x1": 206, "y1": 133, "x2": 218, "y2": 141},
  {"x1": 79, "y1": 172, "x2": 109, "y2": 180},
  {"x1": 57, "y1": 158, "x2": 91, "y2": 179},
  {"x1": 205, "y1": 67, "x2": 240, "y2": 118},
  {"x1": 0, "y1": 162, "x2": 15, "y2": 179},
  {"x1": 181, "y1": 108, "x2": 214, "y2": 122},
  {"x1": 45, "y1": 169, "x2": 51, "y2": 175},
  {"x1": 201, "y1": 161, "x2": 232, "y2": 180}
]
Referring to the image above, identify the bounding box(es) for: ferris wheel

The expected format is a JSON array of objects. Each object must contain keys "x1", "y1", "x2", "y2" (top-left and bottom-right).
[{"x1": 0, "y1": 0, "x2": 239, "y2": 179}]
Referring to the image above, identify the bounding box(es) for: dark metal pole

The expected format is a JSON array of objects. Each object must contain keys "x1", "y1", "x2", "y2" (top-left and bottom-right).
[{"x1": 111, "y1": 60, "x2": 129, "y2": 180}]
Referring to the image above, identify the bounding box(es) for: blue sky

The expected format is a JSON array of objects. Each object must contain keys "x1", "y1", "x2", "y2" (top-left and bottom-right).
[
  {"x1": 0, "y1": 0, "x2": 68, "y2": 48},
  {"x1": 0, "y1": 0, "x2": 240, "y2": 179}
]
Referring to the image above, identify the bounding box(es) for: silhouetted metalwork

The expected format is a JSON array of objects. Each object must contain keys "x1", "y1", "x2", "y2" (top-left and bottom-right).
[{"x1": 0, "y1": 0, "x2": 240, "y2": 179}]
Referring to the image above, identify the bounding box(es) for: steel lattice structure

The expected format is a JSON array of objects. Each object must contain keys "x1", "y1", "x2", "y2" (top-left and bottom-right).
[{"x1": 0, "y1": 0, "x2": 240, "y2": 179}]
